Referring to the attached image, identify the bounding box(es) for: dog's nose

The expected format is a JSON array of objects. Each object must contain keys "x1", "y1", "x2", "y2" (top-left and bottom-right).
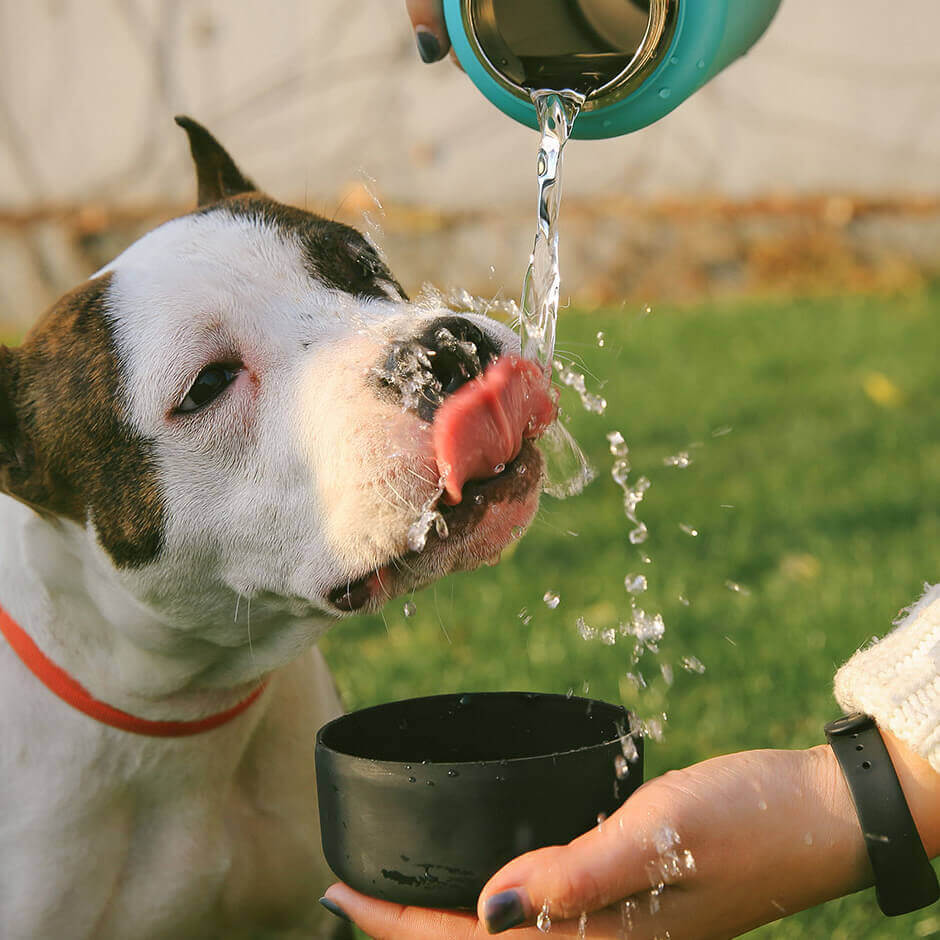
[{"x1": 379, "y1": 316, "x2": 500, "y2": 422}]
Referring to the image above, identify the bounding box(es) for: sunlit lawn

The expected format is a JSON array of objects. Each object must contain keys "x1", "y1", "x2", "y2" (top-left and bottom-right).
[{"x1": 321, "y1": 283, "x2": 940, "y2": 939}]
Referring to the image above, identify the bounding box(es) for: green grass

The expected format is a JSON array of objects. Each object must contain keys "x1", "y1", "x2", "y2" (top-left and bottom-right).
[{"x1": 321, "y1": 283, "x2": 940, "y2": 938}]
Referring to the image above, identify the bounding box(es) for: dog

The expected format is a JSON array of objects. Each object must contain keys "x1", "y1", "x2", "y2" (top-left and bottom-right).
[{"x1": 0, "y1": 118, "x2": 554, "y2": 939}]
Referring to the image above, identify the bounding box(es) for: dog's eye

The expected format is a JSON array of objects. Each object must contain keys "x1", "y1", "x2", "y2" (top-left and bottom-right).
[{"x1": 177, "y1": 363, "x2": 241, "y2": 414}]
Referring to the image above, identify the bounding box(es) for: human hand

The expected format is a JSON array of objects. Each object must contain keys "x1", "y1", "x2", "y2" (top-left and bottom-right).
[
  {"x1": 323, "y1": 745, "x2": 875, "y2": 938},
  {"x1": 406, "y1": 0, "x2": 451, "y2": 64}
]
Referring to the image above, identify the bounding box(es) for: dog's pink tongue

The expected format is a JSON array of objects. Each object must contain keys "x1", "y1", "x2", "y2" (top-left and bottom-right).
[{"x1": 433, "y1": 357, "x2": 556, "y2": 506}]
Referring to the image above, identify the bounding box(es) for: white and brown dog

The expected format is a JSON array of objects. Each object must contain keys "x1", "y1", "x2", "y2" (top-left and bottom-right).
[{"x1": 0, "y1": 118, "x2": 554, "y2": 939}]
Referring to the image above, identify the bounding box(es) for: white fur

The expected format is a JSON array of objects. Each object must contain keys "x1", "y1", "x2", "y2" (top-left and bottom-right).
[{"x1": 0, "y1": 207, "x2": 529, "y2": 938}]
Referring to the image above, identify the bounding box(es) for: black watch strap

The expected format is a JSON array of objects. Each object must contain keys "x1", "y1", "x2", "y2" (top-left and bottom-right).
[{"x1": 825, "y1": 712, "x2": 939, "y2": 916}]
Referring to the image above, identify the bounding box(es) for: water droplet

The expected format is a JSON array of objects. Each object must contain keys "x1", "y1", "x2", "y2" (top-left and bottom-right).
[
  {"x1": 447, "y1": 769, "x2": 459, "y2": 778},
  {"x1": 642, "y1": 304, "x2": 653, "y2": 316},
  {"x1": 600, "y1": 627, "x2": 616, "y2": 646},
  {"x1": 474, "y1": 493, "x2": 485, "y2": 505},
  {"x1": 577, "y1": 911, "x2": 588, "y2": 939},
  {"x1": 606, "y1": 430, "x2": 628, "y2": 458},
  {"x1": 678, "y1": 594, "x2": 690, "y2": 606},
  {"x1": 663, "y1": 451, "x2": 691, "y2": 468},
  {"x1": 511, "y1": 525, "x2": 524, "y2": 539},
  {"x1": 624, "y1": 573, "x2": 648, "y2": 594},
  {"x1": 696, "y1": 58, "x2": 706, "y2": 69},
  {"x1": 493, "y1": 463, "x2": 506, "y2": 474},
  {"x1": 625, "y1": 671, "x2": 647, "y2": 690},
  {"x1": 712, "y1": 425, "x2": 733, "y2": 437},
  {"x1": 614, "y1": 754, "x2": 630, "y2": 779},
  {"x1": 725, "y1": 580, "x2": 750, "y2": 595},
  {"x1": 680, "y1": 655, "x2": 706, "y2": 674},
  {"x1": 403, "y1": 601, "x2": 416, "y2": 618},
  {"x1": 629, "y1": 523, "x2": 649, "y2": 544},
  {"x1": 458, "y1": 694, "x2": 472, "y2": 706},
  {"x1": 536, "y1": 900, "x2": 552, "y2": 933},
  {"x1": 596, "y1": 812, "x2": 607, "y2": 829},
  {"x1": 611, "y1": 458, "x2": 631, "y2": 486},
  {"x1": 515, "y1": 462, "x2": 527, "y2": 475},
  {"x1": 408, "y1": 776, "x2": 416, "y2": 783},
  {"x1": 543, "y1": 591, "x2": 560, "y2": 609},
  {"x1": 679, "y1": 523, "x2": 699, "y2": 537},
  {"x1": 425, "y1": 780, "x2": 435, "y2": 786},
  {"x1": 658, "y1": 87, "x2": 671, "y2": 99},
  {"x1": 803, "y1": 832, "x2": 814, "y2": 845},
  {"x1": 576, "y1": 617, "x2": 596, "y2": 641},
  {"x1": 660, "y1": 663, "x2": 674, "y2": 686},
  {"x1": 596, "y1": 331, "x2": 605, "y2": 347},
  {"x1": 518, "y1": 607, "x2": 532, "y2": 625},
  {"x1": 620, "y1": 734, "x2": 639, "y2": 763},
  {"x1": 565, "y1": 687, "x2": 574, "y2": 699}
]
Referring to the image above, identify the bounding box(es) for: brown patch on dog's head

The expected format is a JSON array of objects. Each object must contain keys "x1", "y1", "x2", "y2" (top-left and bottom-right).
[
  {"x1": 0, "y1": 274, "x2": 165, "y2": 567},
  {"x1": 175, "y1": 115, "x2": 256, "y2": 207}
]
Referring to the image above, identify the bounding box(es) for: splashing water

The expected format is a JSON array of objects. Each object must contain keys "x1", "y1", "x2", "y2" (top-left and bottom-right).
[
  {"x1": 624, "y1": 573, "x2": 648, "y2": 594},
  {"x1": 536, "y1": 900, "x2": 552, "y2": 933},
  {"x1": 543, "y1": 591, "x2": 561, "y2": 609},
  {"x1": 554, "y1": 359, "x2": 607, "y2": 414},
  {"x1": 576, "y1": 616, "x2": 596, "y2": 641},
  {"x1": 663, "y1": 451, "x2": 692, "y2": 468},
  {"x1": 406, "y1": 477, "x2": 447, "y2": 552},
  {"x1": 521, "y1": 90, "x2": 584, "y2": 371},
  {"x1": 577, "y1": 911, "x2": 588, "y2": 938},
  {"x1": 606, "y1": 430, "x2": 629, "y2": 457},
  {"x1": 402, "y1": 601, "x2": 416, "y2": 618}
]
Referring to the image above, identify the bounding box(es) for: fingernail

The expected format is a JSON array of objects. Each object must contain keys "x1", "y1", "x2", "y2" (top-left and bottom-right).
[
  {"x1": 483, "y1": 889, "x2": 527, "y2": 933},
  {"x1": 415, "y1": 26, "x2": 444, "y2": 63},
  {"x1": 319, "y1": 896, "x2": 351, "y2": 922}
]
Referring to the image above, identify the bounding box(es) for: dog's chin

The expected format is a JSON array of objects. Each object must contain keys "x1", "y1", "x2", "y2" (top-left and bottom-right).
[{"x1": 326, "y1": 440, "x2": 543, "y2": 615}]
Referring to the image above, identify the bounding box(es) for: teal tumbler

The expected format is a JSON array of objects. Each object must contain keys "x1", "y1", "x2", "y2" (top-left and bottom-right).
[{"x1": 443, "y1": 0, "x2": 783, "y2": 139}]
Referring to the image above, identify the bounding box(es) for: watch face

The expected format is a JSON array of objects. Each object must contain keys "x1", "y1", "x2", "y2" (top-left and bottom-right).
[{"x1": 825, "y1": 712, "x2": 873, "y2": 737}]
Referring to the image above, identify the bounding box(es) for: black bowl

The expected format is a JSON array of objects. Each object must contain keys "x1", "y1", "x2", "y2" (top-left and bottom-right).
[{"x1": 315, "y1": 691, "x2": 643, "y2": 909}]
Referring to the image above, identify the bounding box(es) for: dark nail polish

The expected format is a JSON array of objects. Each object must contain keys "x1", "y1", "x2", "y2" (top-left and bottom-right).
[
  {"x1": 319, "y1": 896, "x2": 352, "y2": 922},
  {"x1": 483, "y1": 889, "x2": 527, "y2": 933},
  {"x1": 415, "y1": 26, "x2": 443, "y2": 63}
]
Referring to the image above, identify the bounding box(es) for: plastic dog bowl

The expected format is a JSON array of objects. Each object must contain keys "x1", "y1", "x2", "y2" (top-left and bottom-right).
[{"x1": 315, "y1": 691, "x2": 643, "y2": 909}]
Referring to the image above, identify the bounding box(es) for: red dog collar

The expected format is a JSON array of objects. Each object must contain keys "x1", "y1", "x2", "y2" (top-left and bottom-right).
[{"x1": 0, "y1": 602, "x2": 266, "y2": 736}]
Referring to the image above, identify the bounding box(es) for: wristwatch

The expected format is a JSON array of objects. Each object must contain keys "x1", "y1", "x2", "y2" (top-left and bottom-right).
[{"x1": 825, "y1": 712, "x2": 939, "y2": 916}]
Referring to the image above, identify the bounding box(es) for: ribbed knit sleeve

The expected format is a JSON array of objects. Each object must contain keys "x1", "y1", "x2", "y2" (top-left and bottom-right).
[{"x1": 833, "y1": 583, "x2": 940, "y2": 773}]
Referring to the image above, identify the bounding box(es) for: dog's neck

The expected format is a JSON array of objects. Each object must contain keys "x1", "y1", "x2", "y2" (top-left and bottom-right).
[{"x1": 0, "y1": 496, "x2": 328, "y2": 721}]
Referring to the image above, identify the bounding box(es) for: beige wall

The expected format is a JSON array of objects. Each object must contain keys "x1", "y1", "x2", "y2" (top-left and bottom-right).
[{"x1": 0, "y1": 0, "x2": 938, "y2": 212}]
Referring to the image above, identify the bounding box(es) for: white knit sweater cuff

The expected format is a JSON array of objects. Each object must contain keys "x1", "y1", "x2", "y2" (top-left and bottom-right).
[{"x1": 833, "y1": 583, "x2": 940, "y2": 774}]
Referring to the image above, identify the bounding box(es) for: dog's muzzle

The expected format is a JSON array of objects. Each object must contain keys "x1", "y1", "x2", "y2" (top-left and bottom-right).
[{"x1": 376, "y1": 316, "x2": 500, "y2": 423}]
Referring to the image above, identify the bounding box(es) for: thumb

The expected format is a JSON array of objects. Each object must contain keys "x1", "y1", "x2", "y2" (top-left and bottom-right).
[
  {"x1": 405, "y1": 0, "x2": 451, "y2": 63},
  {"x1": 476, "y1": 808, "x2": 659, "y2": 932}
]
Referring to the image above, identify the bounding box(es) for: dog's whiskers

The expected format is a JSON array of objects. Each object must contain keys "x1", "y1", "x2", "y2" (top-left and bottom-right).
[
  {"x1": 374, "y1": 566, "x2": 392, "y2": 601},
  {"x1": 382, "y1": 477, "x2": 419, "y2": 514},
  {"x1": 402, "y1": 464, "x2": 438, "y2": 487},
  {"x1": 246, "y1": 596, "x2": 254, "y2": 662}
]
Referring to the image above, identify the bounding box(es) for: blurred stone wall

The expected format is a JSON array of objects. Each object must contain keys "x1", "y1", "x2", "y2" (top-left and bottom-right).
[{"x1": 1, "y1": 0, "x2": 939, "y2": 332}]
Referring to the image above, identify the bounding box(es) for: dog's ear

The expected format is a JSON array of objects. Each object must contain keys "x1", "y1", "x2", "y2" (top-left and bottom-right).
[
  {"x1": 0, "y1": 345, "x2": 31, "y2": 503},
  {"x1": 175, "y1": 115, "x2": 257, "y2": 207}
]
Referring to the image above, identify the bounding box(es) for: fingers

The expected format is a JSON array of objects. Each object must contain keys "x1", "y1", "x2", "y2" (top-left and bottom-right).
[
  {"x1": 323, "y1": 883, "x2": 484, "y2": 940},
  {"x1": 478, "y1": 792, "x2": 666, "y2": 929},
  {"x1": 405, "y1": 0, "x2": 451, "y2": 63}
]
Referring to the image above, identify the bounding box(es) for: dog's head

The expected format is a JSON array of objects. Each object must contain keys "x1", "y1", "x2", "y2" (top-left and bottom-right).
[{"x1": 0, "y1": 118, "x2": 553, "y2": 661}]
